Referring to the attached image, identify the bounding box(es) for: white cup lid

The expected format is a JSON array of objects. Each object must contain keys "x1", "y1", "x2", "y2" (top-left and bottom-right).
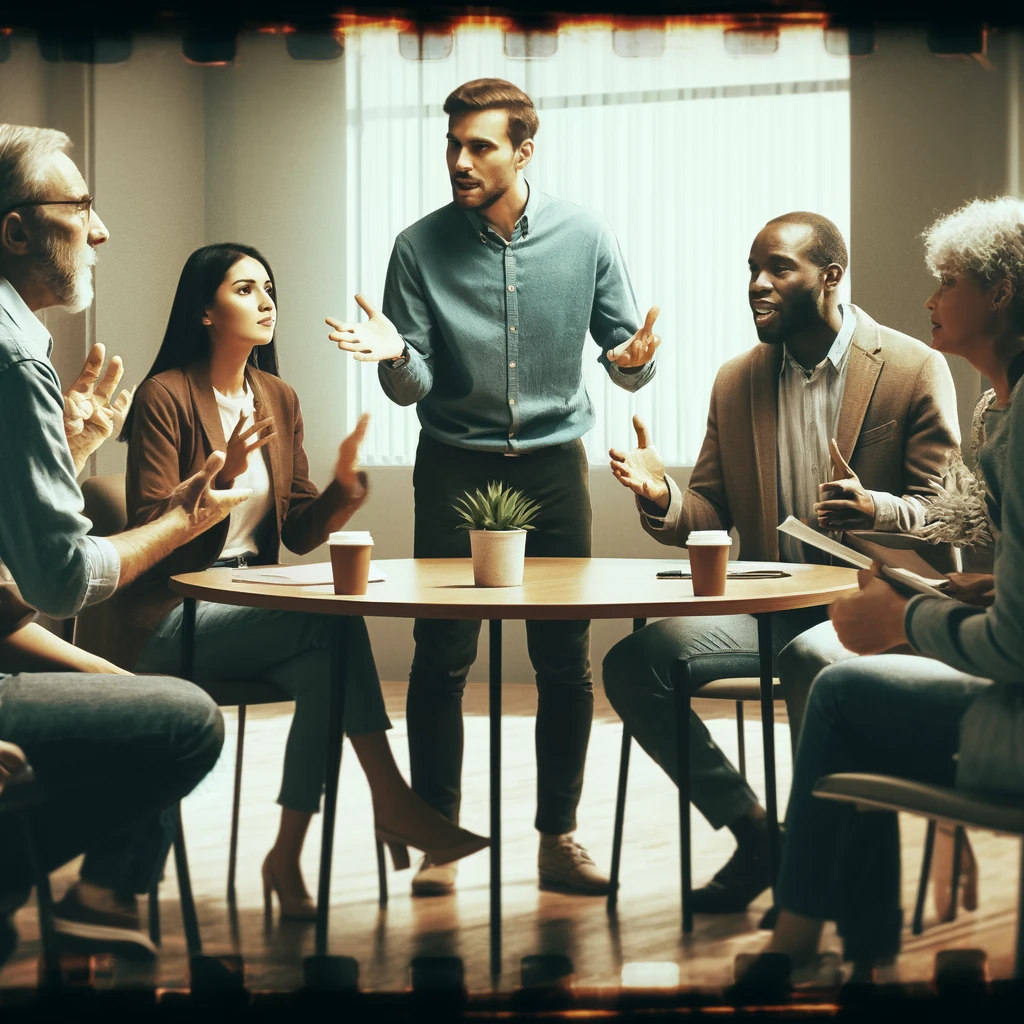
[
  {"x1": 329, "y1": 531, "x2": 374, "y2": 545},
  {"x1": 686, "y1": 530, "x2": 731, "y2": 546}
]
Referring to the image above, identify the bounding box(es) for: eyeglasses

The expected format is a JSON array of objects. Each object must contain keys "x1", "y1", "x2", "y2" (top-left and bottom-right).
[{"x1": 0, "y1": 197, "x2": 94, "y2": 220}]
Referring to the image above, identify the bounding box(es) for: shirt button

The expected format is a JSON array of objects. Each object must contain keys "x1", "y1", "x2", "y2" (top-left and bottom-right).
[
  {"x1": 509, "y1": 398, "x2": 516, "y2": 406},
  {"x1": 480, "y1": 234, "x2": 487, "y2": 243},
  {"x1": 506, "y1": 247, "x2": 512, "y2": 256},
  {"x1": 507, "y1": 285, "x2": 515, "y2": 292},
  {"x1": 509, "y1": 325, "x2": 516, "y2": 332},
  {"x1": 509, "y1": 361, "x2": 516, "y2": 368}
]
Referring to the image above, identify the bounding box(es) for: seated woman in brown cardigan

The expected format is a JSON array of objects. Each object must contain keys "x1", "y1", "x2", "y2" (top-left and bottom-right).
[{"x1": 105, "y1": 243, "x2": 487, "y2": 920}]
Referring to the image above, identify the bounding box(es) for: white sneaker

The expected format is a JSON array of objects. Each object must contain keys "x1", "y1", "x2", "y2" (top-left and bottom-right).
[
  {"x1": 538, "y1": 834, "x2": 610, "y2": 895},
  {"x1": 411, "y1": 855, "x2": 458, "y2": 897}
]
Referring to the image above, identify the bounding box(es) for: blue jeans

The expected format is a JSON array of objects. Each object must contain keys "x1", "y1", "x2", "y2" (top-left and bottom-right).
[
  {"x1": 0, "y1": 673, "x2": 223, "y2": 902},
  {"x1": 137, "y1": 603, "x2": 390, "y2": 814},
  {"x1": 777, "y1": 655, "x2": 991, "y2": 959}
]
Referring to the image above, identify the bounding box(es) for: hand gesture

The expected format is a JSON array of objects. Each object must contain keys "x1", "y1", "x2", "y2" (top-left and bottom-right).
[
  {"x1": 64, "y1": 343, "x2": 134, "y2": 472},
  {"x1": 334, "y1": 411, "x2": 370, "y2": 493},
  {"x1": 0, "y1": 740, "x2": 29, "y2": 795},
  {"x1": 944, "y1": 572, "x2": 996, "y2": 607},
  {"x1": 607, "y1": 306, "x2": 661, "y2": 369},
  {"x1": 166, "y1": 452, "x2": 252, "y2": 540},
  {"x1": 815, "y1": 438, "x2": 875, "y2": 531},
  {"x1": 829, "y1": 561, "x2": 909, "y2": 654},
  {"x1": 218, "y1": 410, "x2": 275, "y2": 488},
  {"x1": 609, "y1": 414, "x2": 669, "y2": 509},
  {"x1": 326, "y1": 295, "x2": 405, "y2": 363}
]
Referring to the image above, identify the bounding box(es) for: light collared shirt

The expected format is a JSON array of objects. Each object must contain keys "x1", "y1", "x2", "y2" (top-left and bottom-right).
[
  {"x1": 776, "y1": 304, "x2": 857, "y2": 563},
  {"x1": 0, "y1": 276, "x2": 120, "y2": 619},
  {"x1": 379, "y1": 183, "x2": 656, "y2": 453}
]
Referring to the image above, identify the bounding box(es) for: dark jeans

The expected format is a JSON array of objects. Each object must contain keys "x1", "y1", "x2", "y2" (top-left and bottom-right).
[
  {"x1": 602, "y1": 608, "x2": 845, "y2": 829},
  {"x1": 408, "y1": 433, "x2": 593, "y2": 835},
  {"x1": 777, "y1": 655, "x2": 990, "y2": 960},
  {"x1": 0, "y1": 673, "x2": 224, "y2": 904}
]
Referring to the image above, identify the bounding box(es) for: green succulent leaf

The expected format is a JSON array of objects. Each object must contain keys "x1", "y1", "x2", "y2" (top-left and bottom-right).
[{"x1": 452, "y1": 480, "x2": 541, "y2": 531}]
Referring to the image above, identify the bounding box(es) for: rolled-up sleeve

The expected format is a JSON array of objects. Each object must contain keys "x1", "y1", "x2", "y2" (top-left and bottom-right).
[{"x1": 0, "y1": 357, "x2": 120, "y2": 618}]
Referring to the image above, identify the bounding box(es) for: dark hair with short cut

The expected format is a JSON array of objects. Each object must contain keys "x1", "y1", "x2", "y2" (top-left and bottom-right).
[
  {"x1": 443, "y1": 78, "x2": 539, "y2": 148},
  {"x1": 119, "y1": 242, "x2": 279, "y2": 441},
  {"x1": 767, "y1": 211, "x2": 849, "y2": 271}
]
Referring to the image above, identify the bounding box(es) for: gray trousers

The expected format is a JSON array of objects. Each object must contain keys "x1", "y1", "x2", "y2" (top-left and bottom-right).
[{"x1": 601, "y1": 612, "x2": 855, "y2": 830}]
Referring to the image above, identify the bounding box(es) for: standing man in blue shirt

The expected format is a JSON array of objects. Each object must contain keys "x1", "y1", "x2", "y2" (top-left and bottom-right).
[{"x1": 329, "y1": 79, "x2": 660, "y2": 896}]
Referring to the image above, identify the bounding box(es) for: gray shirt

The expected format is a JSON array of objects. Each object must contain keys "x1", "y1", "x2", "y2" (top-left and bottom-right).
[
  {"x1": 0, "y1": 276, "x2": 119, "y2": 619},
  {"x1": 904, "y1": 368, "x2": 1024, "y2": 682},
  {"x1": 379, "y1": 184, "x2": 656, "y2": 453}
]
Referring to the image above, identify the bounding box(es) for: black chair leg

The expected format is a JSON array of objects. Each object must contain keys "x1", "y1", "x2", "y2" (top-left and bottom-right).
[
  {"x1": 148, "y1": 882, "x2": 161, "y2": 946},
  {"x1": 376, "y1": 838, "x2": 388, "y2": 909},
  {"x1": 22, "y1": 815, "x2": 61, "y2": 987},
  {"x1": 172, "y1": 804, "x2": 202, "y2": 958},
  {"x1": 913, "y1": 819, "x2": 937, "y2": 935},
  {"x1": 607, "y1": 726, "x2": 632, "y2": 912},
  {"x1": 227, "y1": 705, "x2": 246, "y2": 905},
  {"x1": 735, "y1": 702, "x2": 746, "y2": 778},
  {"x1": 1015, "y1": 837, "x2": 1024, "y2": 980}
]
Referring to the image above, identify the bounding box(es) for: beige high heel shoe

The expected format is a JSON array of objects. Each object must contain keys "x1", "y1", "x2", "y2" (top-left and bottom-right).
[
  {"x1": 933, "y1": 824, "x2": 979, "y2": 922},
  {"x1": 374, "y1": 823, "x2": 489, "y2": 872},
  {"x1": 262, "y1": 853, "x2": 317, "y2": 921}
]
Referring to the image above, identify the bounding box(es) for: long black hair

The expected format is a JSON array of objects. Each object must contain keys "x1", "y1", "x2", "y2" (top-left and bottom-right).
[{"x1": 120, "y1": 242, "x2": 280, "y2": 441}]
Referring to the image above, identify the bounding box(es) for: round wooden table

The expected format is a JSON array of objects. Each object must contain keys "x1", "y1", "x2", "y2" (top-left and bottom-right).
[{"x1": 171, "y1": 557, "x2": 857, "y2": 975}]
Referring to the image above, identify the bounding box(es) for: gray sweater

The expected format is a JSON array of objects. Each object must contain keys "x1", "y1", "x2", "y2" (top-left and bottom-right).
[{"x1": 904, "y1": 373, "x2": 1023, "y2": 681}]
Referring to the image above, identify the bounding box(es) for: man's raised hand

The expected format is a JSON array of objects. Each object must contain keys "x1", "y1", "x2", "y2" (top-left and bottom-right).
[
  {"x1": 609, "y1": 414, "x2": 669, "y2": 509},
  {"x1": 166, "y1": 452, "x2": 252, "y2": 540},
  {"x1": 326, "y1": 295, "x2": 405, "y2": 363},
  {"x1": 607, "y1": 306, "x2": 661, "y2": 369},
  {"x1": 64, "y1": 342, "x2": 134, "y2": 472}
]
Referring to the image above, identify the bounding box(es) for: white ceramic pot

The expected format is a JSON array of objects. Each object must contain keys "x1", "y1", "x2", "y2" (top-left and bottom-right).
[{"x1": 468, "y1": 529, "x2": 527, "y2": 587}]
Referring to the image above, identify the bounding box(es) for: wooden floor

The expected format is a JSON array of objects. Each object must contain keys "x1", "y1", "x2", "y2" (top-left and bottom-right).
[{"x1": 0, "y1": 682, "x2": 1019, "y2": 993}]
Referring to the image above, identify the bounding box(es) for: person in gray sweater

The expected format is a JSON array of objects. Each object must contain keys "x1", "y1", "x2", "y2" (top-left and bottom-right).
[{"x1": 738, "y1": 195, "x2": 1024, "y2": 984}]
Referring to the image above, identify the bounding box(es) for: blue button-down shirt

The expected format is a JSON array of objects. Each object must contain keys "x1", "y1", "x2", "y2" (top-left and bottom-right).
[
  {"x1": 379, "y1": 184, "x2": 656, "y2": 453},
  {"x1": 0, "y1": 276, "x2": 120, "y2": 620}
]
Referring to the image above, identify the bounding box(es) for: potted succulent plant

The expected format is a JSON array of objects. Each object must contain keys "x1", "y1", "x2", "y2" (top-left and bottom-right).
[{"x1": 453, "y1": 481, "x2": 541, "y2": 587}]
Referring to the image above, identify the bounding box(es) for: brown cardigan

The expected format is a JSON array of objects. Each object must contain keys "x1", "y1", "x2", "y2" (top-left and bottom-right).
[
  {"x1": 641, "y1": 305, "x2": 961, "y2": 568},
  {"x1": 95, "y1": 362, "x2": 365, "y2": 668}
]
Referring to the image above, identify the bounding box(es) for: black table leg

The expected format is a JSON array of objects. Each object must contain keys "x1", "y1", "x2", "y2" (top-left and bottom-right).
[
  {"x1": 674, "y1": 663, "x2": 693, "y2": 934},
  {"x1": 181, "y1": 598, "x2": 196, "y2": 680},
  {"x1": 756, "y1": 613, "x2": 780, "y2": 892},
  {"x1": 489, "y1": 619, "x2": 502, "y2": 981},
  {"x1": 607, "y1": 618, "x2": 645, "y2": 913},
  {"x1": 315, "y1": 616, "x2": 350, "y2": 958}
]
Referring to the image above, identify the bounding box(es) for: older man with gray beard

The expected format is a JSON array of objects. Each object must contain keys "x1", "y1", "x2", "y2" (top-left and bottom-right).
[{"x1": 0, "y1": 123, "x2": 249, "y2": 964}]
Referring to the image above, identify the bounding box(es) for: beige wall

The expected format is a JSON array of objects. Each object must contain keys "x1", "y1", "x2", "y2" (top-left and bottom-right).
[{"x1": 2, "y1": 28, "x2": 1019, "y2": 680}]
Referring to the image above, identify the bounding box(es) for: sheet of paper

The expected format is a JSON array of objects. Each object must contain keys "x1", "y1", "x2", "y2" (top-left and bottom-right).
[
  {"x1": 230, "y1": 562, "x2": 387, "y2": 586},
  {"x1": 777, "y1": 517, "x2": 948, "y2": 599}
]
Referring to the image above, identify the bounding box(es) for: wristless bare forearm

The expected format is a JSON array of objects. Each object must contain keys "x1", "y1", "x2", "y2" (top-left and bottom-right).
[{"x1": 108, "y1": 508, "x2": 193, "y2": 588}]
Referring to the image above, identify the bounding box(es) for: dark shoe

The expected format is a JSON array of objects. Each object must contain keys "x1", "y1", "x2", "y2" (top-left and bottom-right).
[
  {"x1": 51, "y1": 885, "x2": 157, "y2": 961},
  {"x1": 758, "y1": 904, "x2": 780, "y2": 930},
  {"x1": 690, "y1": 828, "x2": 780, "y2": 914}
]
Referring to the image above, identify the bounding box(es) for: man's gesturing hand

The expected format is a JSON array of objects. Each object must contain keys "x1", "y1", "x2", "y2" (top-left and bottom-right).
[
  {"x1": 609, "y1": 414, "x2": 670, "y2": 509},
  {"x1": 326, "y1": 295, "x2": 405, "y2": 363},
  {"x1": 815, "y1": 438, "x2": 875, "y2": 531},
  {"x1": 219, "y1": 411, "x2": 276, "y2": 488},
  {"x1": 64, "y1": 343, "x2": 134, "y2": 472},
  {"x1": 607, "y1": 306, "x2": 661, "y2": 369},
  {"x1": 166, "y1": 452, "x2": 252, "y2": 540}
]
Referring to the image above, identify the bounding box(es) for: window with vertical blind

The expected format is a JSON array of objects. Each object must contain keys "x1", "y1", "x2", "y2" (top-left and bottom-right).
[{"x1": 344, "y1": 22, "x2": 851, "y2": 466}]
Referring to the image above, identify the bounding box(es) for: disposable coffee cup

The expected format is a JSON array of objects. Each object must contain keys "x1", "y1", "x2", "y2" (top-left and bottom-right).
[
  {"x1": 329, "y1": 531, "x2": 374, "y2": 596},
  {"x1": 686, "y1": 530, "x2": 731, "y2": 597}
]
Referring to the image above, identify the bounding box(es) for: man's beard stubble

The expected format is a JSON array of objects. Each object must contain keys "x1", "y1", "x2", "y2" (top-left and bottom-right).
[{"x1": 33, "y1": 229, "x2": 95, "y2": 313}]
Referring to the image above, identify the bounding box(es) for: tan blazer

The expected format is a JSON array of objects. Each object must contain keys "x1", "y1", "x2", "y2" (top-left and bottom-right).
[
  {"x1": 93, "y1": 362, "x2": 365, "y2": 668},
  {"x1": 642, "y1": 305, "x2": 960, "y2": 564}
]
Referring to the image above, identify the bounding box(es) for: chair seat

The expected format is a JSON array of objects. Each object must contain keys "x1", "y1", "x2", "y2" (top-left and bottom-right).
[
  {"x1": 693, "y1": 677, "x2": 781, "y2": 701},
  {"x1": 814, "y1": 773, "x2": 1024, "y2": 837},
  {"x1": 197, "y1": 680, "x2": 291, "y2": 707}
]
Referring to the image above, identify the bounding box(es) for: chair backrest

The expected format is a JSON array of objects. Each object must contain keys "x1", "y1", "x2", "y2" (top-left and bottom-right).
[{"x1": 81, "y1": 474, "x2": 128, "y2": 537}]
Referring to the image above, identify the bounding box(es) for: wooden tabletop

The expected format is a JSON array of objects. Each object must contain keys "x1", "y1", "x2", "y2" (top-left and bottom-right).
[{"x1": 170, "y1": 558, "x2": 858, "y2": 621}]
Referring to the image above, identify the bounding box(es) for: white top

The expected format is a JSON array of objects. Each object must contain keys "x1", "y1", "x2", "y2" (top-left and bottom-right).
[
  {"x1": 775, "y1": 304, "x2": 856, "y2": 563},
  {"x1": 215, "y1": 383, "x2": 273, "y2": 560}
]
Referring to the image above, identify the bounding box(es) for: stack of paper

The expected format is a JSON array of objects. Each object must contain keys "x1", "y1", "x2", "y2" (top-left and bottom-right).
[{"x1": 230, "y1": 562, "x2": 387, "y2": 586}]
